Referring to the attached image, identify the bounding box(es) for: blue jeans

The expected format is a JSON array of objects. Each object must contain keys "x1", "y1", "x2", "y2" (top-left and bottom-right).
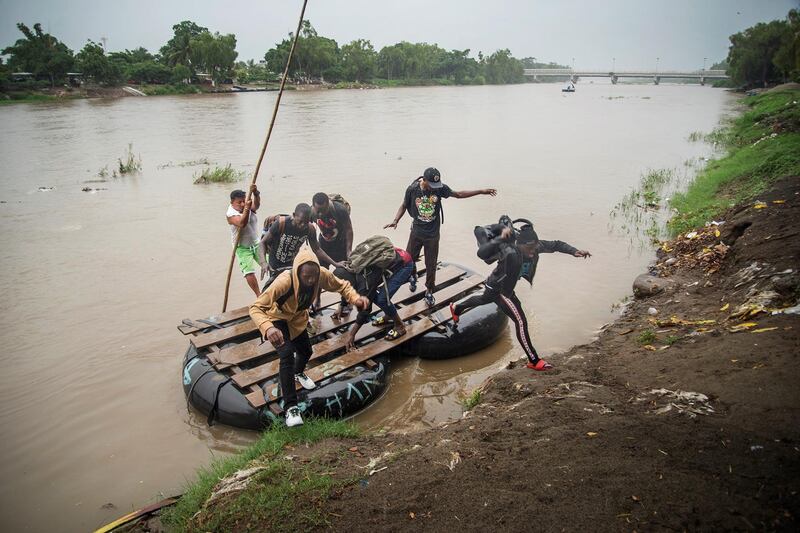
[{"x1": 373, "y1": 262, "x2": 414, "y2": 318}]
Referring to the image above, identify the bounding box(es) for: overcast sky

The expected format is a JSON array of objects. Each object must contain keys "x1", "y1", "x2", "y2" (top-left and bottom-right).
[{"x1": 1, "y1": 0, "x2": 797, "y2": 70}]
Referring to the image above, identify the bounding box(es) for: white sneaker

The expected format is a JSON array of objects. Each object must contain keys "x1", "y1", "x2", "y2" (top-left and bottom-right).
[
  {"x1": 285, "y1": 406, "x2": 303, "y2": 427},
  {"x1": 295, "y1": 372, "x2": 316, "y2": 390}
]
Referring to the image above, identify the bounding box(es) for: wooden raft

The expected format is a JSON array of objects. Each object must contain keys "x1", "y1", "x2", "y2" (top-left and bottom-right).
[{"x1": 178, "y1": 263, "x2": 484, "y2": 413}]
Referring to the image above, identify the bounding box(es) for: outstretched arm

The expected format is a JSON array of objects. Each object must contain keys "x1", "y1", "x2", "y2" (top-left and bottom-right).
[
  {"x1": 451, "y1": 188, "x2": 497, "y2": 199},
  {"x1": 384, "y1": 202, "x2": 407, "y2": 229},
  {"x1": 320, "y1": 269, "x2": 369, "y2": 310},
  {"x1": 308, "y1": 233, "x2": 342, "y2": 267},
  {"x1": 537, "y1": 240, "x2": 591, "y2": 258}
]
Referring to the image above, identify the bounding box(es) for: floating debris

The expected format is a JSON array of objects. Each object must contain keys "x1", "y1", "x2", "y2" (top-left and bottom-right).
[{"x1": 38, "y1": 186, "x2": 55, "y2": 192}]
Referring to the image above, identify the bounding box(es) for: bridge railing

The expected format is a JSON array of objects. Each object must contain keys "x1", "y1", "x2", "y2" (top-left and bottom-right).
[{"x1": 524, "y1": 69, "x2": 728, "y2": 77}]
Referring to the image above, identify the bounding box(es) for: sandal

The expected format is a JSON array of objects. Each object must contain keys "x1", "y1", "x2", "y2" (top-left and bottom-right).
[
  {"x1": 385, "y1": 328, "x2": 407, "y2": 341},
  {"x1": 526, "y1": 359, "x2": 554, "y2": 371},
  {"x1": 371, "y1": 316, "x2": 393, "y2": 327},
  {"x1": 449, "y1": 302, "x2": 460, "y2": 324}
]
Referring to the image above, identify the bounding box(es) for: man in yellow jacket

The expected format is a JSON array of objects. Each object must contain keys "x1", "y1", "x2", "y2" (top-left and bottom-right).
[{"x1": 250, "y1": 246, "x2": 369, "y2": 427}]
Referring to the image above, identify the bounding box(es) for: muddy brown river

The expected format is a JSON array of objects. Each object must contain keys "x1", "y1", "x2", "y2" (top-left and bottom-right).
[{"x1": 0, "y1": 83, "x2": 732, "y2": 531}]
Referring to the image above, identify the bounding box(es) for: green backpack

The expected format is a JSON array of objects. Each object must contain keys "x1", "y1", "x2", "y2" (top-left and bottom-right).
[
  {"x1": 347, "y1": 235, "x2": 396, "y2": 273},
  {"x1": 328, "y1": 193, "x2": 351, "y2": 215}
]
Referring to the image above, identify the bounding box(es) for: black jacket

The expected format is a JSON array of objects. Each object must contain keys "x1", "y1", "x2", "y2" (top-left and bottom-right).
[{"x1": 478, "y1": 224, "x2": 577, "y2": 296}]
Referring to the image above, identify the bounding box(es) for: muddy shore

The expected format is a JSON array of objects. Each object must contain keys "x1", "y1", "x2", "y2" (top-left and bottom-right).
[{"x1": 178, "y1": 176, "x2": 799, "y2": 532}]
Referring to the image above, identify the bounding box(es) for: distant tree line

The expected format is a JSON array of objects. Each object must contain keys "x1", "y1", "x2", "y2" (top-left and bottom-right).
[
  {"x1": 726, "y1": 8, "x2": 799, "y2": 87},
  {"x1": 263, "y1": 20, "x2": 561, "y2": 85},
  {"x1": 0, "y1": 19, "x2": 561, "y2": 88},
  {"x1": 0, "y1": 21, "x2": 239, "y2": 87}
]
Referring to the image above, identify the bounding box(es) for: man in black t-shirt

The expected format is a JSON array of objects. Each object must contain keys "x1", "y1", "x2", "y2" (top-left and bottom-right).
[
  {"x1": 311, "y1": 193, "x2": 354, "y2": 269},
  {"x1": 258, "y1": 203, "x2": 342, "y2": 287},
  {"x1": 384, "y1": 167, "x2": 497, "y2": 305}
]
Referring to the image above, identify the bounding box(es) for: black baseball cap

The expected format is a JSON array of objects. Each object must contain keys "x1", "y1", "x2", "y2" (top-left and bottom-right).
[{"x1": 422, "y1": 167, "x2": 443, "y2": 189}]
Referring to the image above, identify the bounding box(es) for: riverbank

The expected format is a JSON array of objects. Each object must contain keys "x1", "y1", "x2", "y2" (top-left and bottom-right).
[
  {"x1": 144, "y1": 177, "x2": 800, "y2": 533},
  {"x1": 112, "y1": 88, "x2": 799, "y2": 532},
  {"x1": 0, "y1": 83, "x2": 286, "y2": 103},
  {"x1": 1, "y1": 78, "x2": 532, "y2": 104}
]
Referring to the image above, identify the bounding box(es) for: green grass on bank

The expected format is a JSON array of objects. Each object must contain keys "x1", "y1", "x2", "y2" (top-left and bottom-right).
[
  {"x1": 669, "y1": 88, "x2": 800, "y2": 234},
  {"x1": 161, "y1": 419, "x2": 358, "y2": 532}
]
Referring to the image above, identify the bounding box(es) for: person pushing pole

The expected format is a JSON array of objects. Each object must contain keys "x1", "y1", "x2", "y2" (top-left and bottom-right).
[{"x1": 221, "y1": 0, "x2": 309, "y2": 312}]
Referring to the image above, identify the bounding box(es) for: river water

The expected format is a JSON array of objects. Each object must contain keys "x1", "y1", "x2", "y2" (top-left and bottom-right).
[{"x1": 0, "y1": 83, "x2": 731, "y2": 531}]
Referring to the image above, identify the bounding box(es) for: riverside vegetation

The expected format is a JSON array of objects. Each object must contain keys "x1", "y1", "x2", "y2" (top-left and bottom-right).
[{"x1": 0, "y1": 19, "x2": 566, "y2": 103}]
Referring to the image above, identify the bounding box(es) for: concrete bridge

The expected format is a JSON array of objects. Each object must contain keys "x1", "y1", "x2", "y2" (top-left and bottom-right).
[{"x1": 524, "y1": 68, "x2": 729, "y2": 85}]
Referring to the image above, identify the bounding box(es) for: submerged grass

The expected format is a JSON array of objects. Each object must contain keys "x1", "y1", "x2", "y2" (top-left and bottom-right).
[
  {"x1": 161, "y1": 418, "x2": 358, "y2": 532},
  {"x1": 117, "y1": 143, "x2": 142, "y2": 175},
  {"x1": 610, "y1": 167, "x2": 680, "y2": 248},
  {"x1": 669, "y1": 89, "x2": 800, "y2": 235},
  {"x1": 193, "y1": 164, "x2": 247, "y2": 184}
]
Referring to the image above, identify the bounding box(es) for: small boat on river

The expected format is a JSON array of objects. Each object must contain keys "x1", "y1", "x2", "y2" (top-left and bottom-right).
[{"x1": 178, "y1": 262, "x2": 507, "y2": 429}]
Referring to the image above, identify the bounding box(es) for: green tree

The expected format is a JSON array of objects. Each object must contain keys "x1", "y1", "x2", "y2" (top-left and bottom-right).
[
  {"x1": 160, "y1": 20, "x2": 208, "y2": 68},
  {"x1": 109, "y1": 47, "x2": 154, "y2": 65},
  {"x1": 340, "y1": 39, "x2": 376, "y2": 81},
  {"x1": 190, "y1": 31, "x2": 238, "y2": 85},
  {"x1": 75, "y1": 40, "x2": 122, "y2": 85},
  {"x1": 727, "y1": 19, "x2": 789, "y2": 87},
  {"x1": 484, "y1": 49, "x2": 524, "y2": 84},
  {"x1": 0, "y1": 57, "x2": 9, "y2": 85},
  {"x1": 126, "y1": 61, "x2": 172, "y2": 84},
  {"x1": 710, "y1": 59, "x2": 729, "y2": 71},
  {"x1": 774, "y1": 9, "x2": 800, "y2": 82},
  {"x1": 2, "y1": 22, "x2": 74, "y2": 87},
  {"x1": 439, "y1": 49, "x2": 480, "y2": 83},
  {"x1": 377, "y1": 44, "x2": 406, "y2": 80},
  {"x1": 171, "y1": 64, "x2": 192, "y2": 84},
  {"x1": 264, "y1": 21, "x2": 339, "y2": 80}
]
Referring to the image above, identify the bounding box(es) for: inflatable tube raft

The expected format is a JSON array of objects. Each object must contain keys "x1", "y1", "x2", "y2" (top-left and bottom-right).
[
  {"x1": 182, "y1": 342, "x2": 389, "y2": 430},
  {"x1": 399, "y1": 263, "x2": 508, "y2": 360}
]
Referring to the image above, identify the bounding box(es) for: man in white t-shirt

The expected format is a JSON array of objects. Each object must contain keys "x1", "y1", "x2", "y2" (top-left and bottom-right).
[{"x1": 226, "y1": 185, "x2": 263, "y2": 297}]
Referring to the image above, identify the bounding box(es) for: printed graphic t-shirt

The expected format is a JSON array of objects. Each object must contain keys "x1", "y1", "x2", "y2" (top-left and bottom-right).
[
  {"x1": 267, "y1": 217, "x2": 318, "y2": 271},
  {"x1": 315, "y1": 202, "x2": 350, "y2": 244},
  {"x1": 403, "y1": 180, "x2": 453, "y2": 238},
  {"x1": 227, "y1": 204, "x2": 259, "y2": 247}
]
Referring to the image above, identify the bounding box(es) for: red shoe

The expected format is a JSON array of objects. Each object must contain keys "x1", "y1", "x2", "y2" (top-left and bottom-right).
[
  {"x1": 526, "y1": 359, "x2": 553, "y2": 371},
  {"x1": 449, "y1": 302, "x2": 459, "y2": 324}
]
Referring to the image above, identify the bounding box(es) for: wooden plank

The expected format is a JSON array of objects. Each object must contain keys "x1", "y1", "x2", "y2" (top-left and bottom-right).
[
  {"x1": 190, "y1": 289, "x2": 343, "y2": 350},
  {"x1": 178, "y1": 307, "x2": 250, "y2": 335},
  {"x1": 214, "y1": 265, "x2": 465, "y2": 366},
  {"x1": 245, "y1": 317, "x2": 437, "y2": 407},
  {"x1": 234, "y1": 275, "x2": 482, "y2": 390},
  {"x1": 179, "y1": 261, "x2": 428, "y2": 334}
]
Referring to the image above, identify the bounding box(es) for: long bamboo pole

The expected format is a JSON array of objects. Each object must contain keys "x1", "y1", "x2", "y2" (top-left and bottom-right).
[{"x1": 222, "y1": 0, "x2": 309, "y2": 312}]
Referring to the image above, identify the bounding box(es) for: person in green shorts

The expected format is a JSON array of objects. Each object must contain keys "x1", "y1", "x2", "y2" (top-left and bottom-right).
[{"x1": 227, "y1": 185, "x2": 264, "y2": 296}]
